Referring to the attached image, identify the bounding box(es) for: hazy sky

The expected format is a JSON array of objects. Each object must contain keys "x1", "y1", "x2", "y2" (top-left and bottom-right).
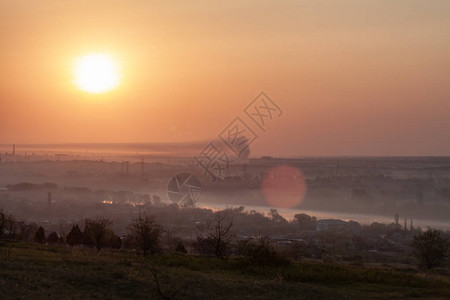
[{"x1": 1, "y1": 0, "x2": 450, "y2": 156}]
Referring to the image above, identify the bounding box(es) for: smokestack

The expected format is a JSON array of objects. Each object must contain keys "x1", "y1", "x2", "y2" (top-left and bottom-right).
[{"x1": 12, "y1": 144, "x2": 15, "y2": 155}]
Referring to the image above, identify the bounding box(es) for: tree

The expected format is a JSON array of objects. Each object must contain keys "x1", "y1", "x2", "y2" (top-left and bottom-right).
[
  {"x1": 269, "y1": 209, "x2": 287, "y2": 224},
  {"x1": 48, "y1": 232, "x2": 59, "y2": 243},
  {"x1": 0, "y1": 209, "x2": 15, "y2": 238},
  {"x1": 34, "y1": 227, "x2": 45, "y2": 244},
  {"x1": 152, "y1": 195, "x2": 162, "y2": 206},
  {"x1": 412, "y1": 229, "x2": 448, "y2": 269},
  {"x1": 82, "y1": 226, "x2": 94, "y2": 247},
  {"x1": 128, "y1": 214, "x2": 163, "y2": 255},
  {"x1": 196, "y1": 210, "x2": 233, "y2": 260},
  {"x1": 17, "y1": 221, "x2": 38, "y2": 241},
  {"x1": 103, "y1": 229, "x2": 122, "y2": 249},
  {"x1": 84, "y1": 218, "x2": 113, "y2": 252},
  {"x1": 293, "y1": 213, "x2": 317, "y2": 230},
  {"x1": 66, "y1": 225, "x2": 83, "y2": 246},
  {"x1": 0, "y1": 210, "x2": 8, "y2": 238},
  {"x1": 4, "y1": 214, "x2": 15, "y2": 238},
  {"x1": 367, "y1": 222, "x2": 386, "y2": 235}
]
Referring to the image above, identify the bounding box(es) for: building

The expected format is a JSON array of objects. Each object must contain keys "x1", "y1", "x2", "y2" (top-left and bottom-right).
[{"x1": 316, "y1": 219, "x2": 349, "y2": 231}]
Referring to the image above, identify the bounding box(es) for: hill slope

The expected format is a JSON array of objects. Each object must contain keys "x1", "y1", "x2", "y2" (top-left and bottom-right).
[{"x1": 0, "y1": 241, "x2": 449, "y2": 299}]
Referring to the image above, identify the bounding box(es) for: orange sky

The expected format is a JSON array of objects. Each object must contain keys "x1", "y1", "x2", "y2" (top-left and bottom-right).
[{"x1": 1, "y1": 0, "x2": 450, "y2": 156}]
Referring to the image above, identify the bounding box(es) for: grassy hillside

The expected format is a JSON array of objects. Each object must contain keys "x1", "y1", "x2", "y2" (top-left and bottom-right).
[{"x1": 0, "y1": 240, "x2": 449, "y2": 299}]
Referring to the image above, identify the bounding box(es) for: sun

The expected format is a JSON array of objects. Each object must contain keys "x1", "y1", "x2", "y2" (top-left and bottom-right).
[{"x1": 74, "y1": 54, "x2": 120, "y2": 94}]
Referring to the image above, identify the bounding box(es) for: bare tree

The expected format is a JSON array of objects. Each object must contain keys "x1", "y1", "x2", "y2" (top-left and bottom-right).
[
  {"x1": 128, "y1": 214, "x2": 163, "y2": 255},
  {"x1": 196, "y1": 210, "x2": 233, "y2": 260},
  {"x1": 148, "y1": 264, "x2": 184, "y2": 300},
  {"x1": 412, "y1": 229, "x2": 448, "y2": 269},
  {"x1": 84, "y1": 218, "x2": 113, "y2": 252},
  {"x1": 149, "y1": 265, "x2": 168, "y2": 300}
]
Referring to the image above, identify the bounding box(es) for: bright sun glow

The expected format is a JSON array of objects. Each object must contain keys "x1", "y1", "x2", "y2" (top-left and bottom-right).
[{"x1": 74, "y1": 54, "x2": 120, "y2": 94}]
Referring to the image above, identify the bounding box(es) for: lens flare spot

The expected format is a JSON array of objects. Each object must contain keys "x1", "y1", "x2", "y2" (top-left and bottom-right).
[{"x1": 261, "y1": 165, "x2": 306, "y2": 208}]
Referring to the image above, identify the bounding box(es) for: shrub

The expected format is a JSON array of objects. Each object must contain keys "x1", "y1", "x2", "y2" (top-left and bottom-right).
[
  {"x1": 175, "y1": 241, "x2": 187, "y2": 253},
  {"x1": 34, "y1": 227, "x2": 45, "y2": 244},
  {"x1": 47, "y1": 232, "x2": 59, "y2": 244},
  {"x1": 322, "y1": 254, "x2": 339, "y2": 264},
  {"x1": 245, "y1": 239, "x2": 290, "y2": 267}
]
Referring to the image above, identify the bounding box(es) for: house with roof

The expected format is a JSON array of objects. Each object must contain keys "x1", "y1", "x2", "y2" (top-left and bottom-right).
[{"x1": 316, "y1": 219, "x2": 349, "y2": 231}]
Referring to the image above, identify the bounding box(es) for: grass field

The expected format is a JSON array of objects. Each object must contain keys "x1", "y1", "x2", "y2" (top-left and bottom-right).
[{"x1": 0, "y1": 240, "x2": 449, "y2": 299}]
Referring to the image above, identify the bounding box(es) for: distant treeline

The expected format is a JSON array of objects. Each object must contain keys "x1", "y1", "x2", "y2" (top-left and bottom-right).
[{"x1": 6, "y1": 182, "x2": 58, "y2": 191}]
